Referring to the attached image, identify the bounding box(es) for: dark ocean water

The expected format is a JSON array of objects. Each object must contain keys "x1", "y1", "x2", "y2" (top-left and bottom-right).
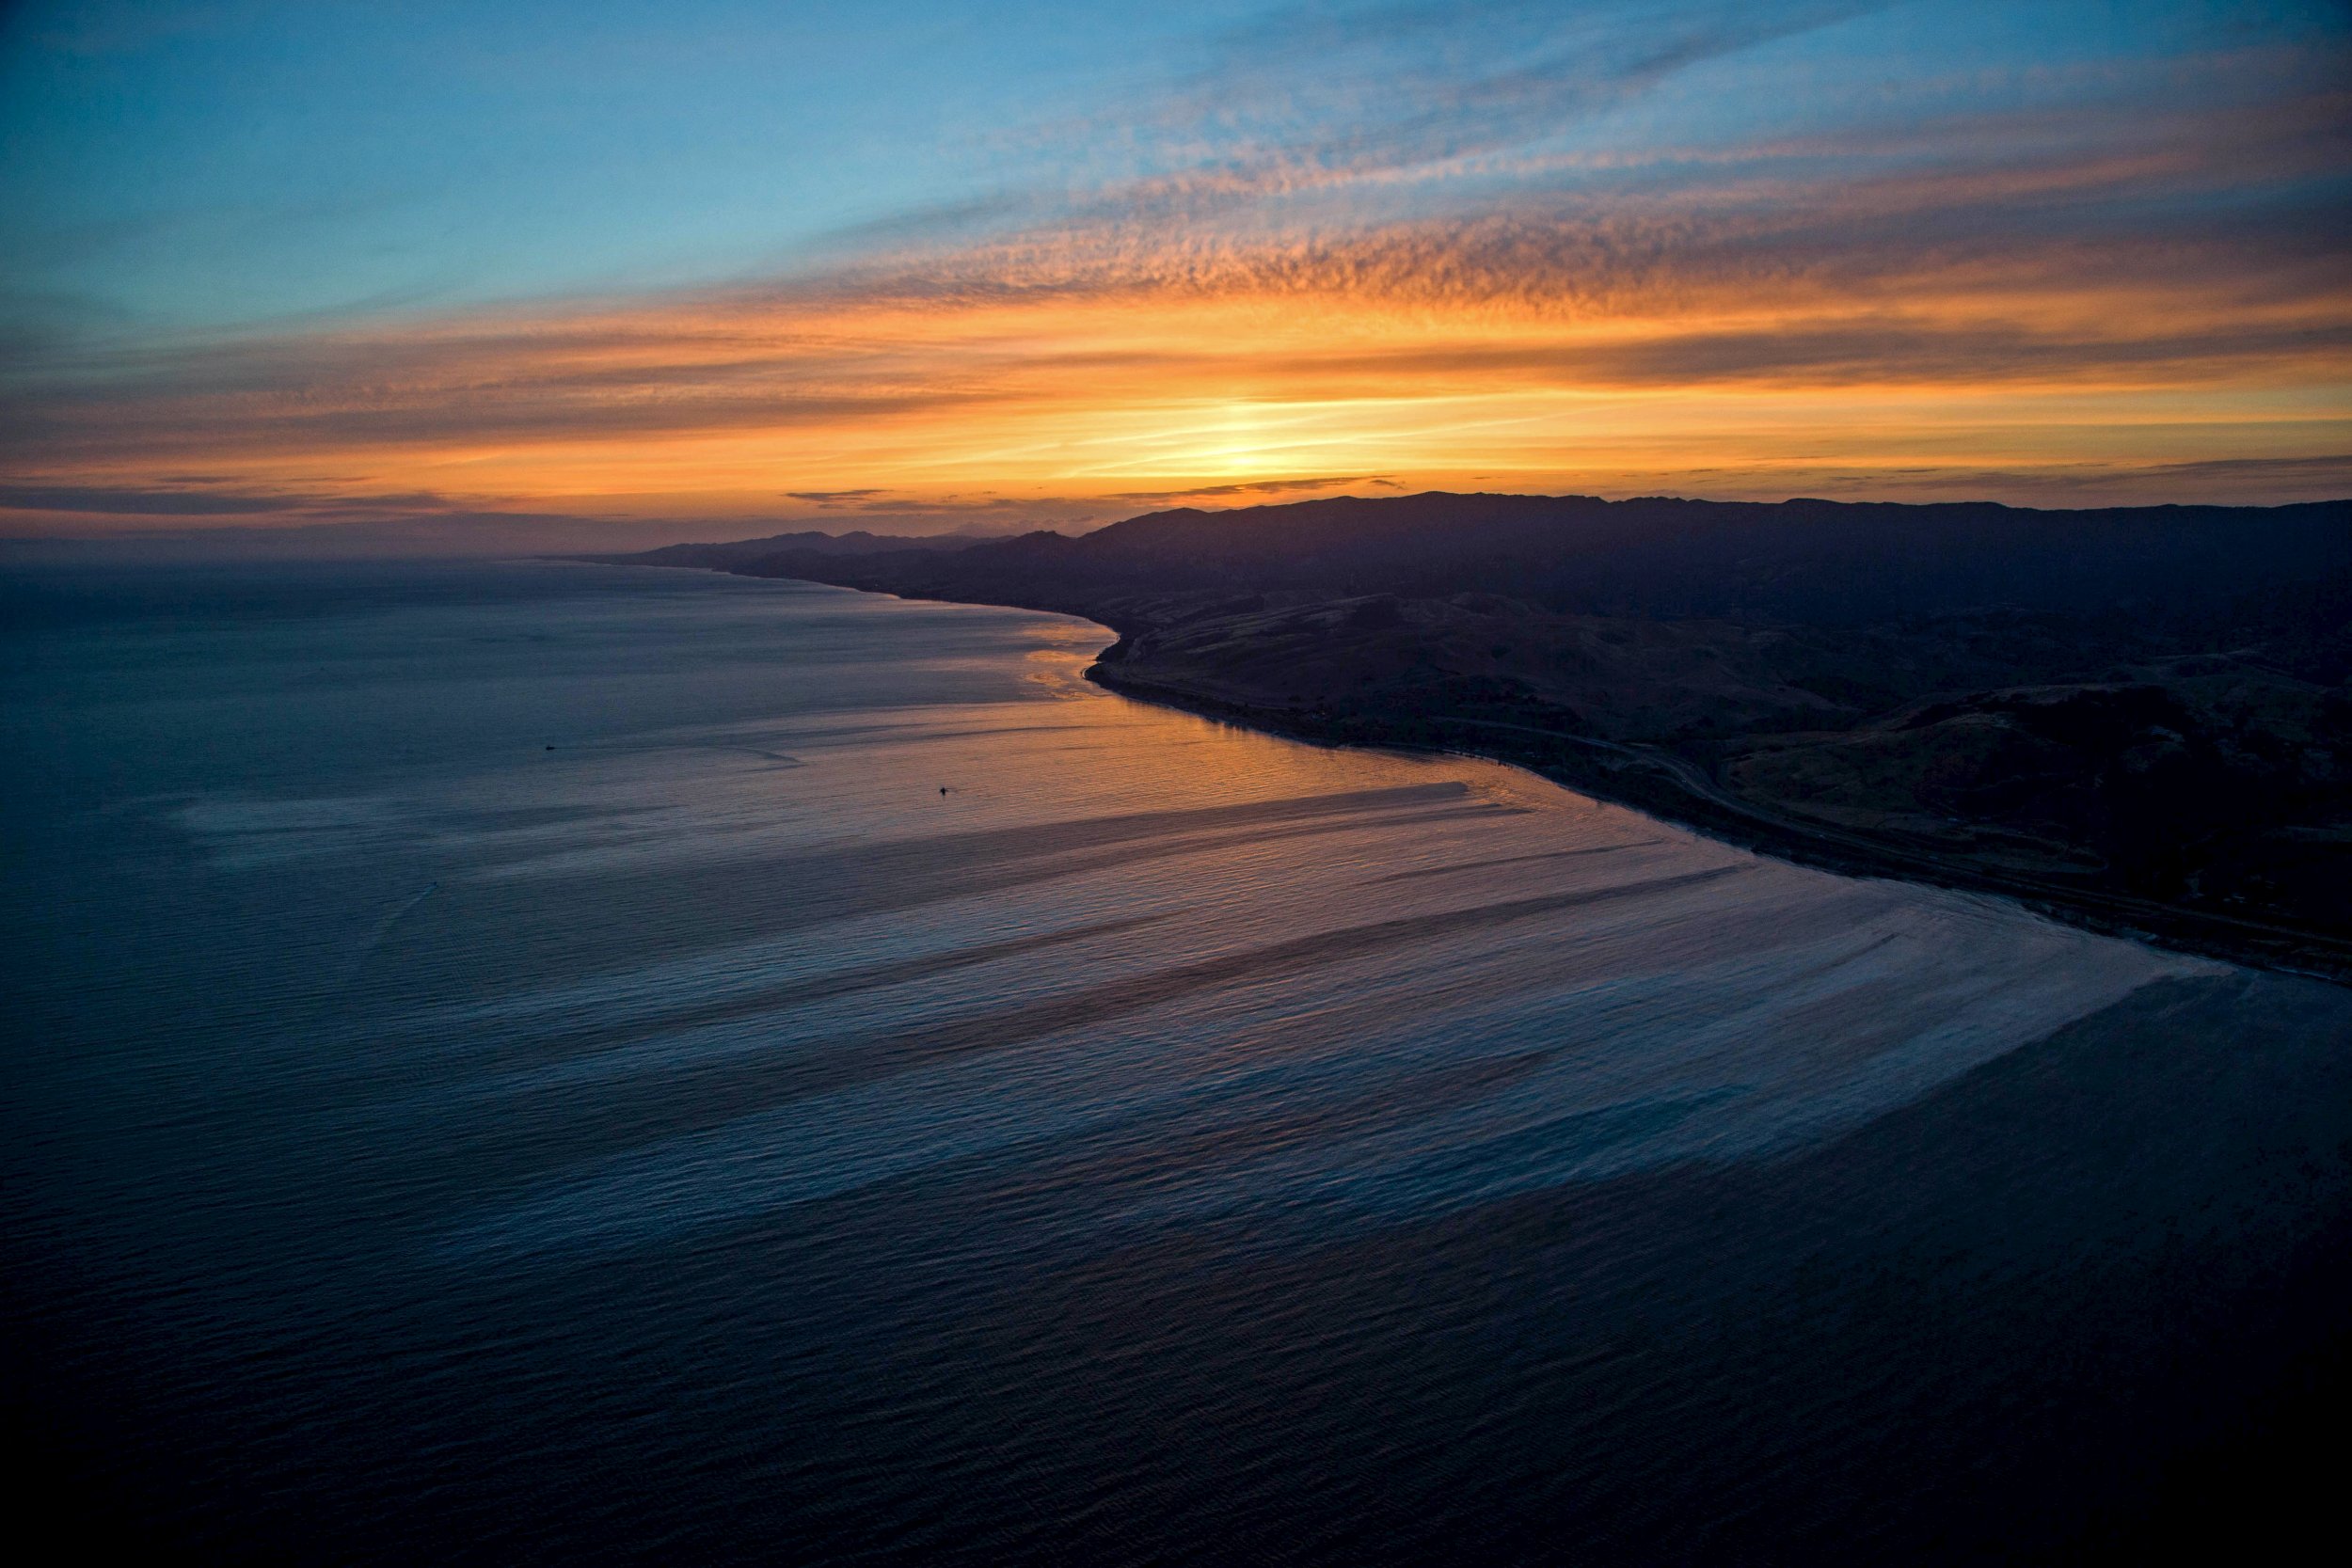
[{"x1": 5, "y1": 560, "x2": 2349, "y2": 1563}]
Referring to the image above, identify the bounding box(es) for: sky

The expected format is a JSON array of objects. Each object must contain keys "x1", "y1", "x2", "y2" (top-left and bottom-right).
[{"x1": 1, "y1": 0, "x2": 2346, "y2": 549}]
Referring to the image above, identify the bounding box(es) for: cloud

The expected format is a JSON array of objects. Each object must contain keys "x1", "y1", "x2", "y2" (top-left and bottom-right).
[
  {"x1": 1740, "y1": 453, "x2": 2352, "y2": 506},
  {"x1": 9, "y1": 201, "x2": 2338, "y2": 479},
  {"x1": 2085, "y1": 453, "x2": 2352, "y2": 490},
  {"x1": 0, "y1": 482, "x2": 309, "y2": 515},
  {"x1": 963, "y1": 0, "x2": 1896, "y2": 237},
  {"x1": 1110, "y1": 475, "x2": 1390, "y2": 501},
  {"x1": 0, "y1": 480, "x2": 466, "y2": 517}
]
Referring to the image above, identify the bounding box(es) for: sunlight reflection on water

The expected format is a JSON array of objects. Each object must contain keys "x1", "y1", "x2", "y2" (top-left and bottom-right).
[
  {"x1": 124, "y1": 572, "x2": 2202, "y2": 1258},
  {"x1": 18, "y1": 559, "x2": 2328, "y2": 1568}
]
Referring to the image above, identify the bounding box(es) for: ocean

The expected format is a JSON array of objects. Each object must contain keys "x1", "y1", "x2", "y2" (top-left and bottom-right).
[{"x1": 6, "y1": 559, "x2": 2349, "y2": 1562}]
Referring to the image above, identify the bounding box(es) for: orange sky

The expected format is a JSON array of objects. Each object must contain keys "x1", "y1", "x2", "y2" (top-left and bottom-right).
[{"x1": 9, "y1": 247, "x2": 2344, "y2": 541}]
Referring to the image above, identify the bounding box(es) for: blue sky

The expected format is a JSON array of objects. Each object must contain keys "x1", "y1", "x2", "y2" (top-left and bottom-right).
[
  {"x1": 7, "y1": 1, "x2": 2333, "y2": 334},
  {"x1": 2, "y1": 1, "x2": 1274, "y2": 329}
]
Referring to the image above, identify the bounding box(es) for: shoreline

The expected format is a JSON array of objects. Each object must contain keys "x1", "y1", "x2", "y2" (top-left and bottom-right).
[
  {"x1": 591, "y1": 561, "x2": 2352, "y2": 985},
  {"x1": 1079, "y1": 655, "x2": 2352, "y2": 986}
]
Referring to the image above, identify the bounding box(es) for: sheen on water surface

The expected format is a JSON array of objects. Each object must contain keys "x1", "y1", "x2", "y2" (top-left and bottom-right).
[{"x1": 6, "y1": 561, "x2": 2349, "y2": 1564}]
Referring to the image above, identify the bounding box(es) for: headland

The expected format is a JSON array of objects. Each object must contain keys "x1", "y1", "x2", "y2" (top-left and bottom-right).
[{"x1": 576, "y1": 491, "x2": 2352, "y2": 980}]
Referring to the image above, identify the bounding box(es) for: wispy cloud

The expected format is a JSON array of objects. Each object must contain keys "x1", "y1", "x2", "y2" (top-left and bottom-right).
[
  {"x1": 0, "y1": 481, "x2": 309, "y2": 515},
  {"x1": 1110, "y1": 475, "x2": 1390, "y2": 501},
  {"x1": 958, "y1": 0, "x2": 1896, "y2": 236}
]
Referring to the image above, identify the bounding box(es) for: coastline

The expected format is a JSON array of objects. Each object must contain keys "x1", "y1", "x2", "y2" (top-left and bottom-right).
[
  {"x1": 583, "y1": 561, "x2": 2352, "y2": 985},
  {"x1": 1081, "y1": 655, "x2": 2352, "y2": 986}
]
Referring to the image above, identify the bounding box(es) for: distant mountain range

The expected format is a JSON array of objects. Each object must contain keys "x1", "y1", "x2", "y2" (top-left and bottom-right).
[
  {"x1": 583, "y1": 491, "x2": 2352, "y2": 974},
  {"x1": 628, "y1": 491, "x2": 2346, "y2": 621},
  {"x1": 580, "y1": 528, "x2": 985, "y2": 570}
]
